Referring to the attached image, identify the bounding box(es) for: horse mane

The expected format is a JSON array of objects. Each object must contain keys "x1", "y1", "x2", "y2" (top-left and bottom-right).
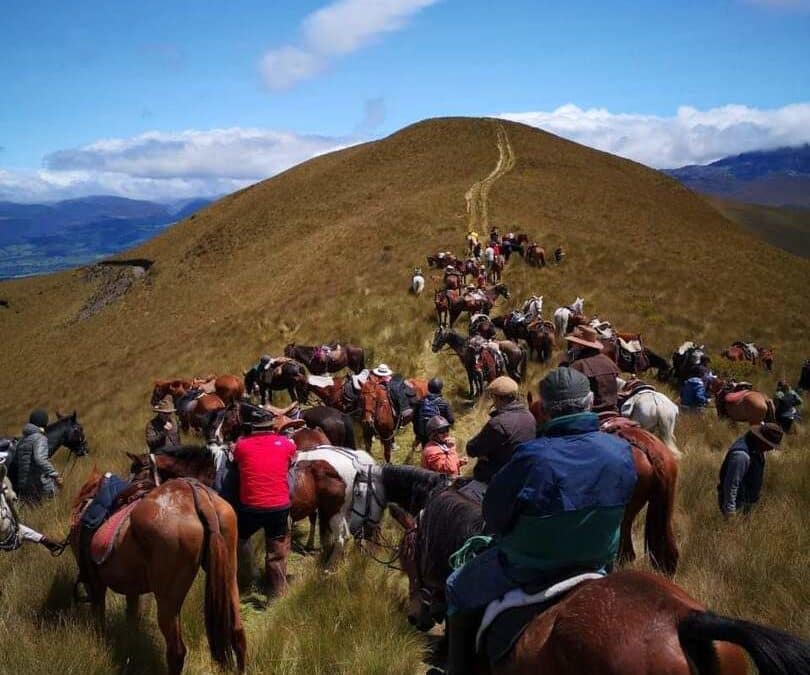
[
  {"x1": 418, "y1": 487, "x2": 484, "y2": 582},
  {"x1": 381, "y1": 464, "x2": 450, "y2": 514},
  {"x1": 72, "y1": 467, "x2": 104, "y2": 511}
]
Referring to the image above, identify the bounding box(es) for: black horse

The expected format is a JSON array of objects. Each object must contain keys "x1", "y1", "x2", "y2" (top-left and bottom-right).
[
  {"x1": 4, "y1": 411, "x2": 89, "y2": 493},
  {"x1": 301, "y1": 406, "x2": 356, "y2": 449},
  {"x1": 244, "y1": 360, "x2": 309, "y2": 404}
]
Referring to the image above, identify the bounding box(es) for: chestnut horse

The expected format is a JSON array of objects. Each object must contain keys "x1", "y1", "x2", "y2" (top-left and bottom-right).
[
  {"x1": 710, "y1": 380, "x2": 776, "y2": 425},
  {"x1": 360, "y1": 377, "x2": 428, "y2": 462},
  {"x1": 387, "y1": 483, "x2": 810, "y2": 675},
  {"x1": 528, "y1": 395, "x2": 679, "y2": 575},
  {"x1": 284, "y1": 343, "x2": 365, "y2": 375},
  {"x1": 70, "y1": 470, "x2": 245, "y2": 675},
  {"x1": 493, "y1": 315, "x2": 556, "y2": 363},
  {"x1": 151, "y1": 375, "x2": 244, "y2": 407},
  {"x1": 524, "y1": 243, "x2": 546, "y2": 267},
  {"x1": 443, "y1": 283, "x2": 511, "y2": 327},
  {"x1": 722, "y1": 343, "x2": 775, "y2": 372}
]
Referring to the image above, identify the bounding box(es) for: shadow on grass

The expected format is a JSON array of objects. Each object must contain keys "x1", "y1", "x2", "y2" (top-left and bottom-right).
[{"x1": 105, "y1": 609, "x2": 166, "y2": 675}]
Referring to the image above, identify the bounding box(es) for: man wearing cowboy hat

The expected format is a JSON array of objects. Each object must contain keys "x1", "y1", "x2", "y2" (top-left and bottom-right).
[
  {"x1": 145, "y1": 396, "x2": 181, "y2": 452},
  {"x1": 232, "y1": 414, "x2": 304, "y2": 598},
  {"x1": 718, "y1": 422, "x2": 783, "y2": 516},
  {"x1": 371, "y1": 363, "x2": 416, "y2": 422},
  {"x1": 565, "y1": 325, "x2": 620, "y2": 413}
]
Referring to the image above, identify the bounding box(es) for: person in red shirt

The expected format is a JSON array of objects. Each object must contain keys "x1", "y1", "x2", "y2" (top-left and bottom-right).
[
  {"x1": 232, "y1": 415, "x2": 303, "y2": 598},
  {"x1": 421, "y1": 416, "x2": 467, "y2": 476}
]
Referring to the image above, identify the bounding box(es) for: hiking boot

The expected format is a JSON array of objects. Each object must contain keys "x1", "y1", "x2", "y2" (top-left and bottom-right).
[{"x1": 265, "y1": 534, "x2": 290, "y2": 599}]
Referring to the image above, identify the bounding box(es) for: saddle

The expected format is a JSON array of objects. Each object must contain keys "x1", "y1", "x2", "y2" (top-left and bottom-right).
[
  {"x1": 478, "y1": 572, "x2": 605, "y2": 665},
  {"x1": 723, "y1": 389, "x2": 753, "y2": 405},
  {"x1": 598, "y1": 412, "x2": 641, "y2": 433},
  {"x1": 732, "y1": 341, "x2": 759, "y2": 360},
  {"x1": 618, "y1": 379, "x2": 656, "y2": 404}
]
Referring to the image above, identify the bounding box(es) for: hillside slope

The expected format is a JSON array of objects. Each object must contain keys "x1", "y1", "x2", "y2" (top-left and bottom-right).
[{"x1": 1, "y1": 118, "x2": 809, "y2": 674}]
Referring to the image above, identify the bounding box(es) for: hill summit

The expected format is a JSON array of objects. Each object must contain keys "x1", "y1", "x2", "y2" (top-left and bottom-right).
[{"x1": 0, "y1": 117, "x2": 808, "y2": 441}]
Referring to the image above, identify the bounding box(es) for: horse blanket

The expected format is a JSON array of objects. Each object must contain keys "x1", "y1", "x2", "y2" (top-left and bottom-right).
[{"x1": 90, "y1": 500, "x2": 139, "y2": 565}]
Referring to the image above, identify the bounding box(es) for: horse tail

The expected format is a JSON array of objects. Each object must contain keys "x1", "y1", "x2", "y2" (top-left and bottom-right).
[
  {"x1": 765, "y1": 398, "x2": 776, "y2": 423},
  {"x1": 636, "y1": 432, "x2": 679, "y2": 576},
  {"x1": 678, "y1": 611, "x2": 810, "y2": 675},
  {"x1": 189, "y1": 482, "x2": 236, "y2": 670},
  {"x1": 342, "y1": 413, "x2": 357, "y2": 449}
]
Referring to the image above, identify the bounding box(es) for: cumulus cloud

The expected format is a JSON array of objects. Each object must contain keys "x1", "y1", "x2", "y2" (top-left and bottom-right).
[
  {"x1": 498, "y1": 103, "x2": 810, "y2": 168},
  {"x1": 260, "y1": 0, "x2": 440, "y2": 90},
  {"x1": 0, "y1": 128, "x2": 350, "y2": 203}
]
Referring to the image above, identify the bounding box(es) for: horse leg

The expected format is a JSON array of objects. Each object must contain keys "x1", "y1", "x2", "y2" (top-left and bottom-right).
[
  {"x1": 383, "y1": 439, "x2": 392, "y2": 464},
  {"x1": 91, "y1": 586, "x2": 107, "y2": 633},
  {"x1": 306, "y1": 512, "x2": 317, "y2": 550},
  {"x1": 362, "y1": 424, "x2": 373, "y2": 453},
  {"x1": 618, "y1": 491, "x2": 646, "y2": 566},
  {"x1": 156, "y1": 596, "x2": 187, "y2": 675}
]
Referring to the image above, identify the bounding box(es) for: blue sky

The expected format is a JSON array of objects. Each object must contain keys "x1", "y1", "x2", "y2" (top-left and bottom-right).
[{"x1": 1, "y1": 0, "x2": 808, "y2": 201}]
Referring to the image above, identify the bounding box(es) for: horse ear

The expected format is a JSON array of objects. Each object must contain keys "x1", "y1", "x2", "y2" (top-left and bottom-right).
[
  {"x1": 388, "y1": 502, "x2": 416, "y2": 530},
  {"x1": 55, "y1": 408, "x2": 66, "y2": 419},
  {"x1": 71, "y1": 411, "x2": 77, "y2": 421}
]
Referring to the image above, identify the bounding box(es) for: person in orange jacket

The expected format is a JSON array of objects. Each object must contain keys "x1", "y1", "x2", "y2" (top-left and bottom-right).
[{"x1": 421, "y1": 416, "x2": 467, "y2": 476}]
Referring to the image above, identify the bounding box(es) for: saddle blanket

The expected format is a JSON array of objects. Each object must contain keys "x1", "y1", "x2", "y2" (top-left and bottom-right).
[
  {"x1": 90, "y1": 500, "x2": 140, "y2": 565},
  {"x1": 618, "y1": 337, "x2": 643, "y2": 353},
  {"x1": 725, "y1": 390, "x2": 751, "y2": 404},
  {"x1": 477, "y1": 572, "x2": 605, "y2": 661},
  {"x1": 307, "y1": 374, "x2": 335, "y2": 388}
]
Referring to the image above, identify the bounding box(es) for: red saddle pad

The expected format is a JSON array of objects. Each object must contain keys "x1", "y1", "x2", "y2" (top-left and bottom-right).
[{"x1": 90, "y1": 501, "x2": 140, "y2": 565}]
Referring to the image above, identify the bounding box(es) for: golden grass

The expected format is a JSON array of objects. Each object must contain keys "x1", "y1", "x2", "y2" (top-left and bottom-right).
[{"x1": 1, "y1": 117, "x2": 808, "y2": 673}]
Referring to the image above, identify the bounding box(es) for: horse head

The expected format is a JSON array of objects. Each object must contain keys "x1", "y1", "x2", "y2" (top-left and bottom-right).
[
  {"x1": 388, "y1": 502, "x2": 431, "y2": 629},
  {"x1": 52, "y1": 411, "x2": 89, "y2": 457},
  {"x1": 573, "y1": 297, "x2": 584, "y2": 314},
  {"x1": 431, "y1": 327, "x2": 448, "y2": 353}
]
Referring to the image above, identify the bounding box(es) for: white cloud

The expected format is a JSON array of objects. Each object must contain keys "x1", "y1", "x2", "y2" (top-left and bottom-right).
[
  {"x1": 260, "y1": 0, "x2": 440, "y2": 90},
  {"x1": 0, "y1": 128, "x2": 350, "y2": 203},
  {"x1": 497, "y1": 103, "x2": 810, "y2": 168}
]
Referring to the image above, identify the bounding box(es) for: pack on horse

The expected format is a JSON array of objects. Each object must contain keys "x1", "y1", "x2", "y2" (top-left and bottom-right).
[
  {"x1": 492, "y1": 313, "x2": 556, "y2": 363},
  {"x1": 524, "y1": 243, "x2": 546, "y2": 267},
  {"x1": 461, "y1": 258, "x2": 479, "y2": 282},
  {"x1": 552, "y1": 298, "x2": 586, "y2": 336},
  {"x1": 69, "y1": 470, "x2": 245, "y2": 675},
  {"x1": 360, "y1": 376, "x2": 428, "y2": 462},
  {"x1": 527, "y1": 395, "x2": 679, "y2": 575},
  {"x1": 427, "y1": 252, "x2": 460, "y2": 269},
  {"x1": 599, "y1": 332, "x2": 671, "y2": 380},
  {"x1": 671, "y1": 342, "x2": 710, "y2": 384},
  {"x1": 385, "y1": 471, "x2": 808, "y2": 675},
  {"x1": 284, "y1": 343, "x2": 365, "y2": 375},
  {"x1": 4, "y1": 411, "x2": 89, "y2": 491},
  {"x1": 469, "y1": 314, "x2": 498, "y2": 340},
  {"x1": 306, "y1": 371, "x2": 368, "y2": 417},
  {"x1": 722, "y1": 342, "x2": 775, "y2": 372},
  {"x1": 244, "y1": 359, "x2": 308, "y2": 404},
  {"x1": 710, "y1": 380, "x2": 776, "y2": 425},
  {"x1": 444, "y1": 284, "x2": 511, "y2": 327}
]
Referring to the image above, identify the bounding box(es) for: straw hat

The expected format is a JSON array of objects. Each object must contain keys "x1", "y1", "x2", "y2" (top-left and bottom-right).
[
  {"x1": 565, "y1": 326, "x2": 604, "y2": 351},
  {"x1": 373, "y1": 364, "x2": 393, "y2": 377}
]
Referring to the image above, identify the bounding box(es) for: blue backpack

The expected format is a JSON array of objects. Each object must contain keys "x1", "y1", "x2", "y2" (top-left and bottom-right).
[{"x1": 417, "y1": 395, "x2": 441, "y2": 438}]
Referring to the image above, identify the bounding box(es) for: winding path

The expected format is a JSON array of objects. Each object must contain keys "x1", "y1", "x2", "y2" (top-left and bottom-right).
[{"x1": 465, "y1": 123, "x2": 516, "y2": 233}]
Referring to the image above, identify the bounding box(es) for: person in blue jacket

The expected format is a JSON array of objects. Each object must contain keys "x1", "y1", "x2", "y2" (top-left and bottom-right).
[
  {"x1": 680, "y1": 375, "x2": 711, "y2": 409},
  {"x1": 439, "y1": 367, "x2": 637, "y2": 675}
]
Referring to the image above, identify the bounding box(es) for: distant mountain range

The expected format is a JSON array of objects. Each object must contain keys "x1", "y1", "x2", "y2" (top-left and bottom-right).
[
  {"x1": 664, "y1": 145, "x2": 810, "y2": 208},
  {"x1": 0, "y1": 195, "x2": 212, "y2": 279}
]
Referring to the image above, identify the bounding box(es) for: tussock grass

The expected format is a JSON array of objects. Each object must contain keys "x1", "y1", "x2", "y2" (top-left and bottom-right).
[{"x1": 1, "y1": 118, "x2": 808, "y2": 672}]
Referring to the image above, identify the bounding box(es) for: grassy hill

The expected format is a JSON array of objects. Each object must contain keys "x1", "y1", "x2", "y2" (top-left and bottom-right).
[
  {"x1": 707, "y1": 196, "x2": 810, "y2": 258},
  {"x1": 1, "y1": 117, "x2": 809, "y2": 674}
]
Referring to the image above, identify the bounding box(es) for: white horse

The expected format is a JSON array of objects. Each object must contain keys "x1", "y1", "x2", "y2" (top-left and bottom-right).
[
  {"x1": 553, "y1": 297, "x2": 584, "y2": 336},
  {"x1": 292, "y1": 446, "x2": 384, "y2": 566},
  {"x1": 411, "y1": 272, "x2": 425, "y2": 295},
  {"x1": 522, "y1": 295, "x2": 544, "y2": 320},
  {"x1": 617, "y1": 379, "x2": 681, "y2": 459}
]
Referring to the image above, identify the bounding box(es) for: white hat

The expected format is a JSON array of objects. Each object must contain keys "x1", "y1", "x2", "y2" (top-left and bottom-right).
[{"x1": 373, "y1": 364, "x2": 393, "y2": 377}]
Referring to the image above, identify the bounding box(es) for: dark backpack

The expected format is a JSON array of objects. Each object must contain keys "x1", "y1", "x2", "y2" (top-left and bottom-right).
[{"x1": 417, "y1": 396, "x2": 442, "y2": 438}]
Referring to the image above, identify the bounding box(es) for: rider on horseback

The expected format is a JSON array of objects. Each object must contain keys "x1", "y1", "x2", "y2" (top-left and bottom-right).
[{"x1": 441, "y1": 368, "x2": 637, "y2": 675}]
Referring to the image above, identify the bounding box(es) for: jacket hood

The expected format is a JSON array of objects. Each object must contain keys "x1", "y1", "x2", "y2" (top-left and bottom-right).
[
  {"x1": 22, "y1": 423, "x2": 45, "y2": 436},
  {"x1": 540, "y1": 412, "x2": 600, "y2": 436}
]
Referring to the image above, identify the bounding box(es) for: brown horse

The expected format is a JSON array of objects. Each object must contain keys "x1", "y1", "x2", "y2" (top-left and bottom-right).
[
  {"x1": 151, "y1": 375, "x2": 244, "y2": 407},
  {"x1": 527, "y1": 396, "x2": 679, "y2": 575},
  {"x1": 284, "y1": 343, "x2": 365, "y2": 375},
  {"x1": 600, "y1": 333, "x2": 672, "y2": 380},
  {"x1": 387, "y1": 487, "x2": 809, "y2": 675},
  {"x1": 494, "y1": 314, "x2": 557, "y2": 363},
  {"x1": 434, "y1": 288, "x2": 454, "y2": 326},
  {"x1": 524, "y1": 243, "x2": 546, "y2": 267},
  {"x1": 177, "y1": 392, "x2": 226, "y2": 433},
  {"x1": 70, "y1": 470, "x2": 245, "y2": 674},
  {"x1": 427, "y1": 252, "x2": 460, "y2": 268},
  {"x1": 307, "y1": 375, "x2": 353, "y2": 412},
  {"x1": 710, "y1": 380, "x2": 776, "y2": 424},
  {"x1": 360, "y1": 377, "x2": 427, "y2": 462},
  {"x1": 445, "y1": 283, "x2": 511, "y2": 326},
  {"x1": 722, "y1": 343, "x2": 775, "y2": 372}
]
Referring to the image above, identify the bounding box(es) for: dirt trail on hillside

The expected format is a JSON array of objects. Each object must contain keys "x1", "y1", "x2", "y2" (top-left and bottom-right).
[{"x1": 465, "y1": 123, "x2": 516, "y2": 232}]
